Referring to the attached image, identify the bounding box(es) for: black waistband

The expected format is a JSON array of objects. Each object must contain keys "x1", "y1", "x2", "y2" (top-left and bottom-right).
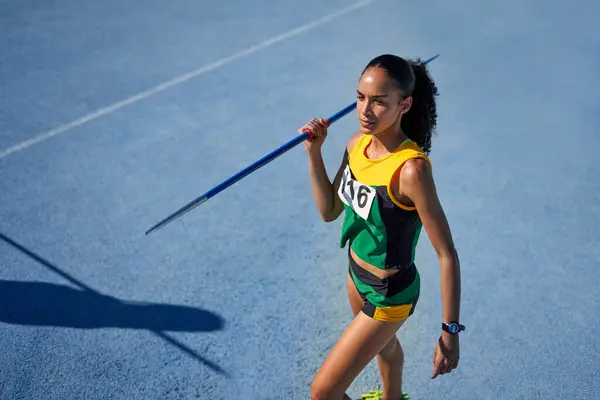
[{"x1": 349, "y1": 248, "x2": 416, "y2": 298}]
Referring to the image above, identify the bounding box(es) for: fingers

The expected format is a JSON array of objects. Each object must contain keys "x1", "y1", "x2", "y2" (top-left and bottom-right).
[
  {"x1": 432, "y1": 359, "x2": 448, "y2": 379},
  {"x1": 432, "y1": 356, "x2": 460, "y2": 379},
  {"x1": 431, "y1": 335, "x2": 460, "y2": 379},
  {"x1": 299, "y1": 118, "x2": 328, "y2": 141},
  {"x1": 309, "y1": 118, "x2": 328, "y2": 137},
  {"x1": 431, "y1": 367, "x2": 439, "y2": 379},
  {"x1": 452, "y1": 358, "x2": 459, "y2": 369},
  {"x1": 431, "y1": 356, "x2": 442, "y2": 379},
  {"x1": 441, "y1": 361, "x2": 452, "y2": 374}
]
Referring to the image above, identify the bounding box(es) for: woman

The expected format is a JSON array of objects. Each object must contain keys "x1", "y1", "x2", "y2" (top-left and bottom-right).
[{"x1": 299, "y1": 54, "x2": 463, "y2": 400}]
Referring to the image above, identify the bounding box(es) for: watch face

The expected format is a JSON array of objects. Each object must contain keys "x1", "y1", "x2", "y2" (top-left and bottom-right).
[{"x1": 449, "y1": 324, "x2": 459, "y2": 334}]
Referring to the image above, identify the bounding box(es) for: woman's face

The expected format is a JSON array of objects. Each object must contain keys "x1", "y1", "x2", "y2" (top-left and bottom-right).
[{"x1": 356, "y1": 67, "x2": 412, "y2": 135}]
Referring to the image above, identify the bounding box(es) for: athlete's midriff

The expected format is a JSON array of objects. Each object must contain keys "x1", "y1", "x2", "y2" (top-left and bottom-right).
[{"x1": 350, "y1": 247, "x2": 405, "y2": 279}]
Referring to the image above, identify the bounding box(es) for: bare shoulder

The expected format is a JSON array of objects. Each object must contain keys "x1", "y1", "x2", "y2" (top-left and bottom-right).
[
  {"x1": 346, "y1": 131, "x2": 364, "y2": 154},
  {"x1": 401, "y1": 157, "x2": 432, "y2": 183}
]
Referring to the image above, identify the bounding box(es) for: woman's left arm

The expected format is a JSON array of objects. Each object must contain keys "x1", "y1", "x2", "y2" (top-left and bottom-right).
[{"x1": 400, "y1": 157, "x2": 462, "y2": 379}]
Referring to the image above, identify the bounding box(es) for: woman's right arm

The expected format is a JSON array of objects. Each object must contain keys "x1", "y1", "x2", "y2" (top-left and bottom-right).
[
  {"x1": 306, "y1": 148, "x2": 347, "y2": 222},
  {"x1": 299, "y1": 118, "x2": 360, "y2": 222}
]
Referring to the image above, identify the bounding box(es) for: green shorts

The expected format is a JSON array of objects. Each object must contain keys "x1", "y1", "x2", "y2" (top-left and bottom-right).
[{"x1": 348, "y1": 251, "x2": 420, "y2": 322}]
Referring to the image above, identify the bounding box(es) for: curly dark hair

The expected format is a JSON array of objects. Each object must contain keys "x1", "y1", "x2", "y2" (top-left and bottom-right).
[{"x1": 362, "y1": 55, "x2": 439, "y2": 155}]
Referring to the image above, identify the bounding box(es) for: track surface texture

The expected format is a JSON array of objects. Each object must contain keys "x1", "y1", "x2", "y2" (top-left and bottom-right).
[{"x1": 1, "y1": 0, "x2": 599, "y2": 399}]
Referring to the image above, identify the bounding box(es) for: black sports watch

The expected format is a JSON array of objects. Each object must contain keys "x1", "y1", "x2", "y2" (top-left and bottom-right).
[{"x1": 441, "y1": 321, "x2": 465, "y2": 335}]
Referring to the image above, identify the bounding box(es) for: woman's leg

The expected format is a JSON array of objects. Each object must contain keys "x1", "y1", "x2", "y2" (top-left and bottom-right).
[
  {"x1": 376, "y1": 336, "x2": 405, "y2": 400},
  {"x1": 310, "y1": 311, "x2": 405, "y2": 400},
  {"x1": 347, "y1": 274, "x2": 406, "y2": 400},
  {"x1": 309, "y1": 276, "x2": 406, "y2": 400}
]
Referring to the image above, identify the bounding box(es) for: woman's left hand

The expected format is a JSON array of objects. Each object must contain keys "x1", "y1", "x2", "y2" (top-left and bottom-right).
[{"x1": 431, "y1": 333, "x2": 460, "y2": 379}]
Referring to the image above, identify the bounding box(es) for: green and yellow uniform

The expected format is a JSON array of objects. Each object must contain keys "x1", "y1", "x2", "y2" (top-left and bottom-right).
[{"x1": 338, "y1": 134, "x2": 431, "y2": 322}]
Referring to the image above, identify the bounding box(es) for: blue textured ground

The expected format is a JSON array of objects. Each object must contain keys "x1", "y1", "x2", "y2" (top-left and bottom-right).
[{"x1": 1, "y1": 0, "x2": 599, "y2": 399}]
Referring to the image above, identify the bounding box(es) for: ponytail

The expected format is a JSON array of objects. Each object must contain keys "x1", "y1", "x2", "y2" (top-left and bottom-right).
[{"x1": 401, "y1": 59, "x2": 439, "y2": 155}]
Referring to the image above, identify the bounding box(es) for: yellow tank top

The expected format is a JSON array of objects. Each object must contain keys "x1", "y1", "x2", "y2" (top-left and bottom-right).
[{"x1": 338, "y1": 134, "x2": 431, "y2": 270}]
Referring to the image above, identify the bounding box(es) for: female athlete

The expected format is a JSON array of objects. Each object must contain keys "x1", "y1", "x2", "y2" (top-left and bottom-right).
[{"x1": 299, "y1": 54, "x2": 463, "y2": 400}]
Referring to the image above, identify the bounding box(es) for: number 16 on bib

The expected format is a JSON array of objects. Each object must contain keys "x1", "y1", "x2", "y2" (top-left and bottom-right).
[{"x1": 337, "y1": 166, "x2": 376, "y2": 220}]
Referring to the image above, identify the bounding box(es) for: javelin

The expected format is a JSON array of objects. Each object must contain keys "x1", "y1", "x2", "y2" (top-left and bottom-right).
[{"x1": 145, "y1": 54, "x2": 440, "y2": 235}]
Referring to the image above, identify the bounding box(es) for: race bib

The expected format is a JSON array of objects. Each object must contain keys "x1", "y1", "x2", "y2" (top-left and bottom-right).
[{"x1": 338, "y1": 165, "x2": 376, "y2": 220}]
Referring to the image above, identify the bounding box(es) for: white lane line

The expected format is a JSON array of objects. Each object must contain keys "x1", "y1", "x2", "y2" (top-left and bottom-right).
[{"x1": 0, "y1": 0, "x2": 375, "y2": 160}]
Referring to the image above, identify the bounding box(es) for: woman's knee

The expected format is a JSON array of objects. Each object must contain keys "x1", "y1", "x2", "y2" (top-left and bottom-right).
[
  {"x1": 310, "y1": 377, "x2": 343, "y2": 400},
  {"x1": 379, "y1": 335, "x2": 402, "y2": 360},
  {"x1": 309, "y1": 382, "x2": 328, "y2": 400}
]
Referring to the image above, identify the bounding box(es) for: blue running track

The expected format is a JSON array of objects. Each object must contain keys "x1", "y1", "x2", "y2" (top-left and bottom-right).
[{"x1": 1, "y1": 0, "x2": 599, "y2": 398}]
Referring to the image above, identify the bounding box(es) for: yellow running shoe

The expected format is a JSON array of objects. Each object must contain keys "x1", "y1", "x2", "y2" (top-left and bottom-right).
[{"x1": 359, "y1": 390, "x2": 410, "y2": 399}]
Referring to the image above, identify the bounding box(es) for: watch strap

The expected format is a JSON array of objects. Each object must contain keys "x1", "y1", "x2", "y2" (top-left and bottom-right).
[{"x1": 441, "y1": 321, "x2": 465, "y2": 334}]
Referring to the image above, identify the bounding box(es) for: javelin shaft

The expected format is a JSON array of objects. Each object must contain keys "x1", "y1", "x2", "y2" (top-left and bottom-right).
[{"x1": 145, "y1": 103, "x2": 355, "y2": 235}]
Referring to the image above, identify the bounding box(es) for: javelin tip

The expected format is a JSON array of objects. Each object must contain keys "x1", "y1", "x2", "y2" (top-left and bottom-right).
[{"x1": 145, "y1": 195, "x2": 208, "y2": 235}]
